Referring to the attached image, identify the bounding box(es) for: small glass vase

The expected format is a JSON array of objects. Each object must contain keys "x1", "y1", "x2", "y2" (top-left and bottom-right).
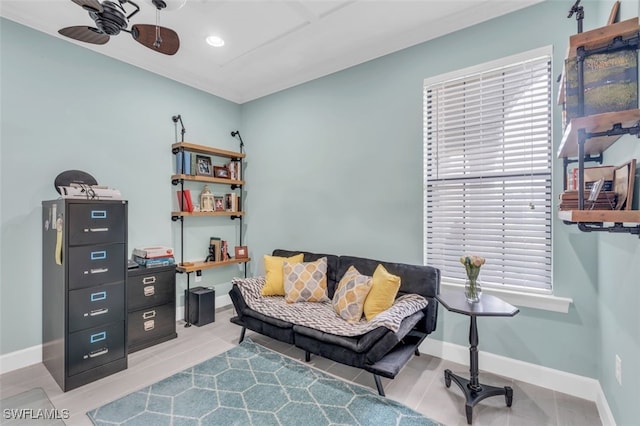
[{"x1": 465, "y1": 278, "x2": 482, "y2": 303}]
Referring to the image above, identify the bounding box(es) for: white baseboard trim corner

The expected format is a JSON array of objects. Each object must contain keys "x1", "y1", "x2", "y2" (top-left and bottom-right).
[
  {"x1": 0, "y1": 344, "x2": 42, "y2": 375},
  {"x1": 595, "y1": 383, "x2": 617, "y2": 426},
  {"x1": 420, "y1": 338, "x2": 614, "y2": 424}
]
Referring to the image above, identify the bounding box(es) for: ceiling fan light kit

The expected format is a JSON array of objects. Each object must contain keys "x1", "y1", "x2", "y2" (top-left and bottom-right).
[{"x1": 58, "y1": 0, "x2": 180, "y2": 55}]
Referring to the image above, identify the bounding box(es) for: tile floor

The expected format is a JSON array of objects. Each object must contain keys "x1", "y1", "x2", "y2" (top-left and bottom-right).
[{"x1": 0, "y1": 307, "x2": 602, "y2": 426}]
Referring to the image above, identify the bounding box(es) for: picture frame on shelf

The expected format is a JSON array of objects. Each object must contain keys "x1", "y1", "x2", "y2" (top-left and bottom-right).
[
  {"x1": 214, "y1": 196, "x2": 225, "y2": 211},
  {"x1": 213, "y1": 166, "x2": 230, "y2": 179},
  {"x1": 235, "y1": 246, "x2": 248, "y2": 259},
  {"x1": 196, "y1": 155, "x2": 213, "y2": 176},
  {"x1": 614, "y1": 159, "x2": 636, "y2": 210}
]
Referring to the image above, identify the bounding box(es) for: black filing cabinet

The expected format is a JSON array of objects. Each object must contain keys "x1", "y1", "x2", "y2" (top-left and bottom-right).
[
  {"x1": 127, "y1": 265, "x2": 177, "y2": 353},
  {"x1": 42, "y1": 199, "x2": 128, "y2": 391}
]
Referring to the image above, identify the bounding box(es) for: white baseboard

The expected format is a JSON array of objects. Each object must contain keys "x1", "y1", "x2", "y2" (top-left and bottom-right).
[
  {"x1": 595, "y1": 383, "x2": 617, "y2": 426},
  {"x1": 420, "y1": 338, "x2": 615, "y2": 425},
  {"x1": 0, "y1": 344, "x2": 42, "y2": 375}
]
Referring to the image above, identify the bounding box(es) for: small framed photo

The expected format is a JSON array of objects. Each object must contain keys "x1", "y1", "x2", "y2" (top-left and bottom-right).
[
  {"x1": 235, "y1": 246, "x2": 248, "y2": 259},
  {"x1": 213, "y1": 166, "x2": 230, "y2": 179},
  {"x1": 196, "y1": 155, "x2": 213, "y2": 176},
  {"x1": 214, "y1": 195, "x2": 225, "y2": 211}
]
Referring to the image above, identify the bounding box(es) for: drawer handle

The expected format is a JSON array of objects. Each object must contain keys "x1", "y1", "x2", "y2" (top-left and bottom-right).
[
  {"x1": 143, "y1": 286, "x2": 155, "y2": 297},
  {"x1": 142, "y1": 310, "x2": 156, "y2": 319},
  {"x1": 89, "y1": 268, "x2": 109, "y2": 275},
  {"x1": 91, "y1": 210, "x2": 107, "y2": 219},
  {"x1": 90, "y1": 251, "x2": 107, "y2": 260},
  {"x1": 89, "y1": 308, "x2": 109, "y2": 317},
  {"x1": 84, "y1": 227, "x2": 109, "y2": 233},
  {"x1": 143, "y1": 320, "x2": 155, "y2": 331},
  {"x1": 85, "y1": 348, "x2": 109, "y2": 359},
  {"x1": 90, "y1": 331, "x2": 106, "y2": 343},
  {"x1": 90, "y1": 291, "x2": 107, "y2": 301},
  {"x1": 142, "y1": 276, "x2": 157, "y2": 285}
]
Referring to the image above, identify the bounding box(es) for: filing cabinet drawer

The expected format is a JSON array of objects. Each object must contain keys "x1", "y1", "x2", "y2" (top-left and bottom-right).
[
  {"x1": 127, "y1": 267, "x2": 175, "y2": 311},
  {"x1": 128, "y1": 303, "x2": 176, "y2": 351},
  {"x1": 68, "y1": 282, "x2": 125, "y2": 333},
  {"x1": 68, "y1": 243, "x2": 125, "y2": 290},
  {"x1": 68, "y1": 202, "x2": 126, "y2": 246},
  {"x1": 67, "y1": 321, "x2": 125, "y2": 376}
]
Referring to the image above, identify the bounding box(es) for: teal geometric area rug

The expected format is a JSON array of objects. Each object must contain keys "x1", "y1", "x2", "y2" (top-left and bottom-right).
[{"x1": 87, "y1": 338, "x2": 440, "y2": 425}]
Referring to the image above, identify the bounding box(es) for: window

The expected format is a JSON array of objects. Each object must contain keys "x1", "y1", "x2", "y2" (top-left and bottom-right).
[{"x1": 423, "y1": 47, "x2": 552, "y2": 293}]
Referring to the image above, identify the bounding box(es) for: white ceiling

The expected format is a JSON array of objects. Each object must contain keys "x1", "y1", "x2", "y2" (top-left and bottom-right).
[{"x1": 0, "y1": 0, "x2": 543, "y2": 103}]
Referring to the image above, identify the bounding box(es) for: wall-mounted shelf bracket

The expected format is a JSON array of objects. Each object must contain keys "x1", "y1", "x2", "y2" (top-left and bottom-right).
[
  {"x1": 171, "y1": 215, "x2": 183, "y2": 222},
  {"x1": 577, "y1": 222, "x2": 640, "y2": 237},
  {"x1": 577, "y1": 33, "x2": 640, "y2": 58},
  {"x1": 230, "y1": 215, "x2": 241, "y2": 220},
  {"x1": 171, "y1": 178, "x2": 182, "y2": 186}
]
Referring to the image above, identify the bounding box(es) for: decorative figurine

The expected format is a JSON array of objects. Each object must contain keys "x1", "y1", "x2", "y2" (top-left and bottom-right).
[{"x1": 200, "y1": 185, "x2": 214, "y2": 212}]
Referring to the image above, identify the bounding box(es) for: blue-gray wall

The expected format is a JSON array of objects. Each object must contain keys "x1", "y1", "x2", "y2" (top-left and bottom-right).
[
  {"x1": 0, "y1": 18, "x2": 243, "y2": 356},
  {"x1": 1, "y1": 1, "x2": 638, "y2": 424}
]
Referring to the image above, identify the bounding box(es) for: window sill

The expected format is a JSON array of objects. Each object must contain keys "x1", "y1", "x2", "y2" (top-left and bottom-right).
[{"x1": 440, "y1": 282, "x2": 573, "y2": 313}]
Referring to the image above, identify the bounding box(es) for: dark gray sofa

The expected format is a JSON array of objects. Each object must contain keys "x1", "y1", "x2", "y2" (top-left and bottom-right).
[{"x1": 229, "y1": 249, "x2": 440, "y2": 396}]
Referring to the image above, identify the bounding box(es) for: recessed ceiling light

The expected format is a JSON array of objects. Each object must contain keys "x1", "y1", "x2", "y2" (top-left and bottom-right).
[{"x1": 206, "y1": 35, "x2": 225, "y2": 47}]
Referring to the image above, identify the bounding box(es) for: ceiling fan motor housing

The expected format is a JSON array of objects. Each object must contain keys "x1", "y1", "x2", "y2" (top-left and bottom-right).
[{"x1": 90, "y1": 1, "x2": 128, "y2": 35}]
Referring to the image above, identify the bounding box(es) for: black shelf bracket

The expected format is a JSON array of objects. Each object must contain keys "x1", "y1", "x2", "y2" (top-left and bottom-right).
[
  {"x1": 578, "y1": 222, "x2": 640, "y2": 237},
  {"x1": 171, "y1": 215, "x2": 183, "y2": 222},
  {"x1": 171, "y1": 178, "x2": 183, "y2": 186}
]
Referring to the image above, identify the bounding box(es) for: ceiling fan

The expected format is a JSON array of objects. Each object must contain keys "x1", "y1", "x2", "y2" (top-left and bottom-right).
[{"x1": 58, "y1": 0, "x2": 180, "y2": 55}]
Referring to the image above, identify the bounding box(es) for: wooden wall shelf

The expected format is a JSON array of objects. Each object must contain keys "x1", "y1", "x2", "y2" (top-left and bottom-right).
[
  {"x1": 558, "y1": 210, "x2": 640, "y2": 223},
  {"x1": 567, "y1": 17, "x2": 639, "y2": 59},
  {"x1": 177, "y1": 258, "x2": 251, "y2": 273},
  {"x1": 171, "y1": 211, "x2": 244, "y2": 218},
  {"x1": 557, "y1": 109, "x2": 640, "y2": 158},
  {"x1": 172, "y1": 142, "x2": 245, "y2": 159},
  {"x1": 171, "y1": 174, "x2": 244, "y2": 186}
]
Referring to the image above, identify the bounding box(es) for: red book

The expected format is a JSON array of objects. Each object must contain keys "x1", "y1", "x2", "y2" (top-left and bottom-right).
[{"x1": 177, "y1": 190, "x2": 193, "y2": 212}]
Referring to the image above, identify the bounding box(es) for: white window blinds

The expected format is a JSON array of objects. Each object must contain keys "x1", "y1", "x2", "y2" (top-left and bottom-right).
[{"x1": 423, "y1": 48, "x2": 552, "y2": 292}]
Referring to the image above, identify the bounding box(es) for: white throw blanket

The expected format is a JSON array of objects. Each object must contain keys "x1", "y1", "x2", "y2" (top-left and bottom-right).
[{"x1": 232, "y1": 276, "x2": 428, "y2": 337}]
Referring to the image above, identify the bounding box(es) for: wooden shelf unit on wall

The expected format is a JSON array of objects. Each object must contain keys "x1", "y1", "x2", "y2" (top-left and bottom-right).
[
  {"x1": 171, "y1": 139, "x2": 250, "y2": 325},
  {"x1": 557, "y1": 17, "x2": 640, "y2": 236}
]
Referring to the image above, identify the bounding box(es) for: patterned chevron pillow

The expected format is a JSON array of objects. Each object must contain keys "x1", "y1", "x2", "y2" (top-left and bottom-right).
[
  {"x1": 283, "y1": 257, "x2": 330, "y2": 303},
  {"x1": 332, "y1": 266, "x2": 373, "y2": 322}
]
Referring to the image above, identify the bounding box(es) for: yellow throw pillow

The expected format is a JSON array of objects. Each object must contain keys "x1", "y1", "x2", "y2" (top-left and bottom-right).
[
  {"x1": 332, "y1": 266, "x2": 373, "y2": 322},
  {"x1": 261, "y1": 253, "x2": 304, "y2": 296},
  {"x1": 363, "y1": 264, "x2": 401, "y2": 321}
]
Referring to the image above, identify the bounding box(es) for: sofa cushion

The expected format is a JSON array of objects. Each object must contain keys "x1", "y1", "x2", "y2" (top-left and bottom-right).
[
  {"x1": 262, "y1": 253, "x2": 304, "y2": 296},
  {"x1": 283, "y1": 257, "x2": 330, "y2": 303},
  {"x1": 232, "y1": 277, "x2": 427, "y2": 337},
  {"x1": 332, "y1": 266, "x2": 373, "y2": 322},
  {"x1": 364, "y1": 264, "x2": 401, "y2": 321}
]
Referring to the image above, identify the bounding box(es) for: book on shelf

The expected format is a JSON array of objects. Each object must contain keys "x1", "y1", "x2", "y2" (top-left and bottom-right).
[
  {"x1": 208, "y1": 237, "x2": 221, "y2": 262},
  {"x1": 176, "y1": 190, "x2": 194, "y2": 212},
  {"x1": 226, "y1": 160, "x2": 241, "y2": 181},
  {"x1": 558, "y1": 190, "x2": 617, "y2": 210},
  {"x1": 132, "y1": 246, "x2": 174, "y2": 259},
  {"x1": 224, "y1": 193, "x2": 240, "y2": 212},
  {"x1": 221, "y1": 240, "x2": 229, "y2": 261},
  {"x1": 175, "y1": 151, "x2": 192, "y2": 175}
]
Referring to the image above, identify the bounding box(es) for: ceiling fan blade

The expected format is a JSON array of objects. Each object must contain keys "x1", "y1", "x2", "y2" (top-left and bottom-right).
[
  {"x1": 71, "y1": 0, "x2": 103, "y2": 13},
  {"x1": 131, "y1": 24, "x2": 180, "y2": 56},
  {"x1": 58, "y1": 26, "x2": 110, "y2": 45}
]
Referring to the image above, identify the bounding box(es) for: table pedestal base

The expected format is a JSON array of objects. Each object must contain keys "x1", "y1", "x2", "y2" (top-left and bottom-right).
[{"x1": 444, "y1": 369, "x2": 513, "y2": 424}]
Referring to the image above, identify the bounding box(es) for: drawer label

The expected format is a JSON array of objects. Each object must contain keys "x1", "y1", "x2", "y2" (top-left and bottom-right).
[
  {"x1": 91, "y1": 210, "x2": 107, "y2": 219},
  {"x1": 90, "y1": 331, "x2": 106, "y2": 343},
  {"x1": 90, "y1": 291, "x2": 107, "y2": 302},
  {"x1": 90, "y1": 251, "x2": 107, "y2": 260}
]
